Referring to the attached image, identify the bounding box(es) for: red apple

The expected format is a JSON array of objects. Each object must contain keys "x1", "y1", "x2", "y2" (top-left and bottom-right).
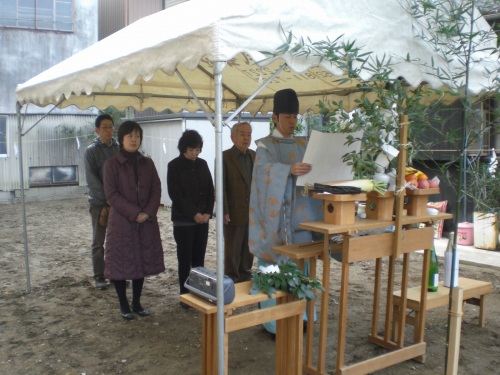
[
  {"x1": 428, "y1": 179, "x2": 440, "y2": 188},
  {"x1": 417, "y1": 179, "x2": 429, "y2": 189}
]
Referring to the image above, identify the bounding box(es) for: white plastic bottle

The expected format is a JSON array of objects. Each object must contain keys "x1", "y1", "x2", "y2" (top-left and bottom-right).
[{"x1": 444, "y1": 232, "x2": 459, "y2": 287}]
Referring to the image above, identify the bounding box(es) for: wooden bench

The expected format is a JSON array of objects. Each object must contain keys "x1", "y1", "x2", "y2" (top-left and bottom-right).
[
  {"x1": 272, "y1": 240, "x2": 324, "y2": 268},
  {"x1": 393, "y1": 277, "x2": 493, "y2": 342},
  {"x1": 179, "y1": 280, "x2": 306, "y2": 375}
]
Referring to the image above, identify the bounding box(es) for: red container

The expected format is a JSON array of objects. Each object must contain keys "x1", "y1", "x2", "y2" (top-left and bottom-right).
[{"x1": 457, "y1": 222, "x2": 474, "y2": 246}]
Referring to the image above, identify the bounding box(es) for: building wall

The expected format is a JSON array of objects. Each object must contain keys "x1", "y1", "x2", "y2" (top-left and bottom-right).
[
  {"x1": 98, "y1": 0, "x2": 126, "y2": 40},
  {"x1": 98, "y1": 0, "x2": 187, "y2": 40},
  {"x1": 0, "y1": 0, "x2": 99, "y2": 202},
  {"x1": 128, "y1": 0, "x2": 164, "y2": 22},
  {"x1": 1, "y1": 0, "x2": 98, "y2": 115}
]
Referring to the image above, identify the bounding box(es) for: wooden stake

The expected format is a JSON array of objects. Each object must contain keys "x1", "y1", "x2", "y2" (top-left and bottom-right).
[{"x1": 446, "y1": 287, "x2": 464, "y2": 375}]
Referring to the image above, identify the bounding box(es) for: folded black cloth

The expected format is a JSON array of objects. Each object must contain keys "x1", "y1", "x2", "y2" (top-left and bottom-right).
[{"x1": 312, "y1": 183, "x2": 362, "y2": 195}]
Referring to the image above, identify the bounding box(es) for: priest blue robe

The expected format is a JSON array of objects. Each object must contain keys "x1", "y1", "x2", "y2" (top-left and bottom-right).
[
  {"x1": 249, "y1": 134, "x2": 323, "y2": 262},
  {"x1": 248, "y1": 132, "x2": 324, "y2": 334}
]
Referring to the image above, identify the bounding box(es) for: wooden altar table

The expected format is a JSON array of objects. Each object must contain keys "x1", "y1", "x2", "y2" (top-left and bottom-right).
[
  {"x1": 179, "y1": 280, "x2": 306, "y2": 375},
  {"x1": 273, "y1": 211, "x2": 452, "y2": 375}
]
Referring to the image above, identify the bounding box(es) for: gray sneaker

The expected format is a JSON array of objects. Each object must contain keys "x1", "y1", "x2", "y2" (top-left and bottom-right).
[{"x1": 95, "y1": 278, "x2": 107, "y2": 290}]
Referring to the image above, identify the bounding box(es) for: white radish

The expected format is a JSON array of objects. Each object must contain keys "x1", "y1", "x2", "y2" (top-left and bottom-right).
[{"x1": 328, "y1": 179, "x2": 387, "y2": 194}]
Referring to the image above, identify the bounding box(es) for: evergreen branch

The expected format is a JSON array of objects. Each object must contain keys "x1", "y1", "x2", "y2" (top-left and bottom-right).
[{"x1": 250, "y1": 261, "x2": 324, "y2": 300}]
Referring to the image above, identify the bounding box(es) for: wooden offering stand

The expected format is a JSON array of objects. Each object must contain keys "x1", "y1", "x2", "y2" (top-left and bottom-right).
[
  {"x1": 314, "y1": 192, "x2": 367, "y2": 225},
  {"x1": 405, "y1": 187, "x2": 440, "y2": 216},
  {"x1": 293, "y1": 211, "x2": 450, "y2": 375},
  {"x1": 314, "y1": 190, "x2": 396, "y2": 225},
  {"x1": 365, "y1": 191, "x2": 395, "y2": 221},
  {"x1": 274, "y1": 117, "x2": 452, "y2": 374}
]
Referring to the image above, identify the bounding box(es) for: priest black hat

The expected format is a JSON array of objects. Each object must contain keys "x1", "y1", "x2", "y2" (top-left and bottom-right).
[{"x1": 273, "y1": 88, "x2": 299, "y2": 115}]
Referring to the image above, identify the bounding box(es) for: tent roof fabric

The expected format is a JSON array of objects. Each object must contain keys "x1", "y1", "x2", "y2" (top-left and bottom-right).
[{"x1": 16, "y1": 0, "x2": 499, "y2": 114}]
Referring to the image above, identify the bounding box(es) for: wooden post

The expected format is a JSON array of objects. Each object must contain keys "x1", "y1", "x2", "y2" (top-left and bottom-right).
[
  {"x1": 371, "y1": 258, "x2": 382, "y2": 337},
  {"x1": 394, "y1": 114, "x2": 409, "y2": 257},
  {"x1": 386, "y1": 114, "x2": 409, "y2": 342},
  {"x1": 446, "y1": 287, "x2": 464, "y2": 375}
]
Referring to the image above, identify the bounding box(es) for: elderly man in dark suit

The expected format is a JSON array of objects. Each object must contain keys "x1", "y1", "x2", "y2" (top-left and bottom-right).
[{"x1": 222, "y1": 122, "x2": 256, "y2": 282}]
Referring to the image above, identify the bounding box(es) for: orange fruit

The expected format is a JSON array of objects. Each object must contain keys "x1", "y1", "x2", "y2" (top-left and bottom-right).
[
  {"x1": 416, "y1": 172, "x2": 428, "y2": 180},
  {"x1": 405, "y1": 174, "x2": 417, "y2": 182}
]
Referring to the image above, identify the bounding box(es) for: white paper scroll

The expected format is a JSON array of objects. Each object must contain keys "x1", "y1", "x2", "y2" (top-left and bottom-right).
[{"x1": 297, "y1": 130, "x2": 363, "y2": 186}]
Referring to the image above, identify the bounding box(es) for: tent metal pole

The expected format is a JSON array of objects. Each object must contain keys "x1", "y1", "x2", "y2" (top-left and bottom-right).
[
  {"x1": 175, "y1": 69, "x2": 215, "y2": 125},
  {"x1": 212, "y1": 63, "x2": 287, "y2": 374},
  {"x1": 213, "y1": 61, "x2": 226, "y2": 375},
  {"x1": 22, "y1": 99, "x2": 64, "y2": 136},
  {"x1": 16, "y1": 102, "x2": 31, "y2": 293},
  {"x1": 225, "y1": 64, "x2": 287, "y2": 123}
]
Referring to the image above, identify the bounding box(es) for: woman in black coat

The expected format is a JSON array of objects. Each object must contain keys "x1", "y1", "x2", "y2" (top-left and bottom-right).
[{"x1": 167, "y1": 130, "x2": 214, "y2": 307}]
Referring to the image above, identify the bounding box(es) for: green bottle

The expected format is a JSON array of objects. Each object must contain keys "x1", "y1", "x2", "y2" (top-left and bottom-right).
[{"x1": 428, "y1": 246, "x2": 439, "y2": 292}]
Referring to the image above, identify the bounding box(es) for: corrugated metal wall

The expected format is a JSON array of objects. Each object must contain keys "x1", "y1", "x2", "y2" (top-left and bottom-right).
[
  {"x1": 128, "y1": 0, "x2": 164, "y2": 22},
  {"x1": 1, "y1": 114, "x2": 96, "y2": 192},
  {"x1": 98, "y1": 0, "x2": 172, "y2": 40},
  {"x1": 98, "y1": 0, "x2": 126, "y2": 40},
  {"x1": 164, "y1": 0, "x2": 189, "y2": 9}
]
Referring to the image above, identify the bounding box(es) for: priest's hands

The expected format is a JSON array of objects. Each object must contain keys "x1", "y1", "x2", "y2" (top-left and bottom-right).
[{"x1": 291, "y1": 162, "x2": 312, "y2": 176}]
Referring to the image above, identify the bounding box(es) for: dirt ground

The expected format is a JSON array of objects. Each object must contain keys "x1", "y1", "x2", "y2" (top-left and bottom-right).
[{"x1": 1, "y1": 197, "x2": 499, "y2": 375}]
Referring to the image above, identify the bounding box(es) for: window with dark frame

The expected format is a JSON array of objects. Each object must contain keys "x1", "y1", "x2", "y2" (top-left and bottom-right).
[
  {"x1": 0, "y1": 0, "x2": 73, "y2": 32},
  {"x1": 29, "y1": 165, "x2": 79, "y2": 187}
]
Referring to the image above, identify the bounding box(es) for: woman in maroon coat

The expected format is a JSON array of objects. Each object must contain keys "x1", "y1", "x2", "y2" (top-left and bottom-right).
[{"x1": 104, "y1": 120, "x2": 165, "y2": 320}]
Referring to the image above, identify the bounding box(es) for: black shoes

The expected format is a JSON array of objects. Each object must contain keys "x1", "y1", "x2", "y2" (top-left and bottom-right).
[
  {"x1": 95, "y1": 277, "x2": 107, "y2": 290},
  {"x1": 132, "y1": 307, "x2": 150, "y2": 317},
  {"x1": 120, "y1": 309, "x2": 135, "y2": 321},
  {"x1": 120, "y1": 306, "x2": 150, "y2": 320},
  {"x1": 120, "y1": 302, "x2": 150, "y2": 320}
]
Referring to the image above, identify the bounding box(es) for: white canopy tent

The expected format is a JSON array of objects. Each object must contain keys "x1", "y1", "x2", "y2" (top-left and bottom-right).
[
  {"x1": 16, "y1": 0, "x2": 498, "y2": 112},
  {"x1": 16, "y1": 0, "x2": 499, "y2": 373}
]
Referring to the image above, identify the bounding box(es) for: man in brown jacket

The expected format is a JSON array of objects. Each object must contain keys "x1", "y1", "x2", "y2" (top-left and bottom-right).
[{"x1": 223, "y1": 122, "x2": 256, "y2": 282}]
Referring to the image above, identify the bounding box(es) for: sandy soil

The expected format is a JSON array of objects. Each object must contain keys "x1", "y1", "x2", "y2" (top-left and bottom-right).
[{"x1": 1, "y1": 197, "x2": 499, "y2": 375}]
